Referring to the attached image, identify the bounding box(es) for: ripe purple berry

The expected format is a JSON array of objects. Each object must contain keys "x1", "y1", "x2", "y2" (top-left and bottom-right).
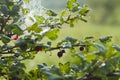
[
  {"x1": 57, "y1": 51, "x2": 63, "y2": 58},
  {"x1": 79, "y1": 46, "x2": 84, "y2": 51},
  {"x1": 61, "y1": 50, "x2": 65, "y2": 53}
]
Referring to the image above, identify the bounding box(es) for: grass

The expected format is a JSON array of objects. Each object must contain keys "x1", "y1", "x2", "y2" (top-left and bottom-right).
[{"x1": 23, "y1": 21, "x2": 120, "y2": 71}]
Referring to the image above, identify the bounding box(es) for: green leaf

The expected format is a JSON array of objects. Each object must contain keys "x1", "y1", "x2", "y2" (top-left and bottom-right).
[
  {"x1": 46, "y1": 10, "x2": 57, "y2": 16},
  {"x1": 15, "y1": 38, "x2": 30, "y2": 50},
  {"x1": 27, "y1": 23, "x2": 42, "y2": 33},
  {"x1": 67, "y1": 0, "x2": 76, "y2": 9},
  {"x1": 15, "y1": 39, "x2": 26, "y2": 46},
  {"x1": 64, "y1": 37, "x2": 77, "y2": 43},
  {"x1": 71, "y1": 3, "x2": 80, "y2": 12},
  {"x1": 76, "y1": 52, "x2": 84, "y2": 60},
  {"x1": 29, "y1": 17, "x2": 35, "y2": 22},
  {"x1": 5, "y1": 24, "x2": 23, "y2": 35},
  {"x1": 70, "y1": 22, "x2": 74, "y2": 27},
  {"x1": 10, "y1": 5, "x2": 20, "y2": 16},
  {"x1": 0, "y1": 5, "x2": 9, "y2": 15},
  {"x1": 68, "y1": 18, "x2": 78, "y2": 27},
  {"x1": 47, "y1": 41, "x2": 52, "y2": 46},
  {"x1": 23, "y1": 0, "x2": 30, "y2": 3},
  {"x1": 61, "y1": 10, "x2": 67, "y2": 16},
  {"x1": 20, "y1": 43, "x2": 27, "y2": 51},
  {"x1": 67, "y1": 1, "x2": 72, "y2": 9},
  {"x1": 49, "y1": 75, "x2": 63, "y2": 80},
  {"x1": 77, "y1": 72, "x2": 83, "y2": 78},
  {"x1": 85, "y1": 54, "x2": 96, "y2": 62},
  {"x1": 99, "y1": 36, "x2": 112, "y2": 43},
  {"x1": 0, "y1": 34, "x2": 11, "y2": 44},
  {"x1": 94, "y1": 43, "x2": 106, "y2": 51},
  {"x1": 113, "y1": 44, "x2": 120, "y2": 52},
  {"x1": 22, "y1": 8, "x2": 30, "y2": 15},
  {"x1": 79, "y1": 5, "x2": 88, "y2": 16},
  {"x1": 113, "y1": 72, "x2": 120, "y2": 76},
  {"x1": 85, "y1": 36, "x2": 94, "y2": 40},
  {"x1": 63, "y1": 43, "x2": 72, "y2": 48},
  {"x1": 60, "y1": 17, "x2": 64, "y2": 24},
  {"x1": 42, "y1": 71, "x2": 62, "y2": 80},
  {"x1": 59, "y1": 62, "x2": 70, "y2": 74},
  {"x1": 46, "y1": 29, "x2": 59, "y2": 40},
  {"x1": 57, "y1": 42, "x2": 63, "y2": 46},
  {"x1": 12, "y1": 24, "x2": 23, "y2": 35},
  {"x1": 75, "y1": 52, "x2": 85, "y2": 62},
  {"x1": 34, "y1": 15, "x2": 45, "y2": 24},
  {"x1": 70, "y1": 48, "x2": 76, "y2": 53}
]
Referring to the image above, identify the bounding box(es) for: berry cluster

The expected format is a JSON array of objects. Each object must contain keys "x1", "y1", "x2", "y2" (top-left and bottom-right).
[{"x1": 57, "y1": 46, "x2": 85, "y2": 58}]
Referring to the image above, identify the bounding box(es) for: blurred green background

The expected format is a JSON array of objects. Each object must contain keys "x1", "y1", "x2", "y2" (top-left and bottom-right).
[{"x1": 24, "y1": 0, "x2": 120, "y2": 71}]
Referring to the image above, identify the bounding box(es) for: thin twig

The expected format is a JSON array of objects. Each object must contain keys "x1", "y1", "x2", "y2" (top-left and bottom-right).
[{"x1": 0, "y1": 44, "x2": 86, "y2": 55}]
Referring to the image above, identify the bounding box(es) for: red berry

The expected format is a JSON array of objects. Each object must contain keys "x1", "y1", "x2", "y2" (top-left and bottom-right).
[
  {"x1": 57, "y1": 51, "x2": 63, "y2": 58},
  {"x1": 35, "y1": 46, "x2": 42, "y2": 51},
  {"x1": 12, "y1": 35, "x2": 18, "y2": 40},
  {"x1": 79, "y1": 46, "x2": 84, "y2": 51}
]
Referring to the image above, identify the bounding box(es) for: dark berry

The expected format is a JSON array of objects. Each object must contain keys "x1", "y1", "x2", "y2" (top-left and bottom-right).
[
  {"x1": 57, "y1": 51, "x2": 63, "y2": 58},
  {"x1": 35, "y1": 46, "x2": 42, "y2": 51},
  {"x1": 79, "y1": 46, "x2": 84, "y2": 51},
  {"x1": 7, "y1": 34, "x2": 12, "y2": 38},
  {"x1": 31, "y1": 41, "x2": 35, "y2": 44},
  {"x1": 61, "y1": 50, "x2": 66, "y2": 53}
]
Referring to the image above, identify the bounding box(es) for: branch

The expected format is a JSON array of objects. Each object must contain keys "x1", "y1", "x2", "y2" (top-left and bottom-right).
[
  {"x1": 36, "y1": 14, "x2": 81, "y2": 28},
  {"x1": 49, "y1": 44, "x2": 86, "y2": 51},
  {"x1": 0, "y1": 46, "x2": 16, "y2": 54},
  {"x1": 0, "y1": 43, "x2": 86, "y2": 55}
]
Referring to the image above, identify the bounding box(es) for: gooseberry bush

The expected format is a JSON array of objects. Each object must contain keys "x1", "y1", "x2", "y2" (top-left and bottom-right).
[{"x1": 0, "y1": 0, "x2": 120, "y2": 80}]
